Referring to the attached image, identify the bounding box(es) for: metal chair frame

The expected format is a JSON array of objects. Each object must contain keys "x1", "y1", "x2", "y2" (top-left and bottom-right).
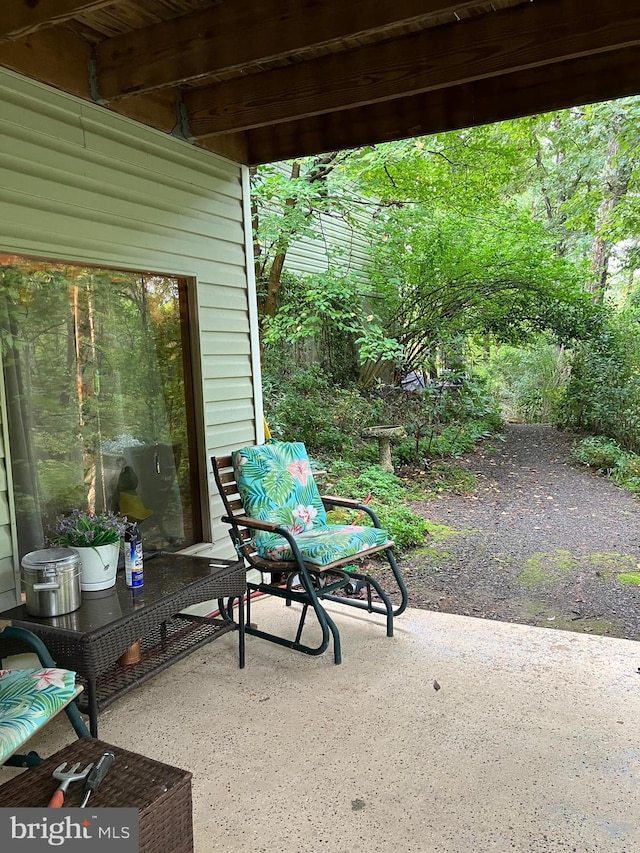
[{"x1": 213, "y1": 454, "x2": 408, "y2": 664}]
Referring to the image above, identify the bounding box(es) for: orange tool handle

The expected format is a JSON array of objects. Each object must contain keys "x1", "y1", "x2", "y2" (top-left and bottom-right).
[
  {"x1": 48, "y1": 790, "x2": 65, "y2": 808},
  {"x1": 353, "y1": 493, "x2": 373, "y2": 524}
]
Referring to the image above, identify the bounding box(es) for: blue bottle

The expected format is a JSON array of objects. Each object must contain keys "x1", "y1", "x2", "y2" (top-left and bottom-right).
[{"x1": 124, "y1": 523, "x2": 144, "y2": 588}]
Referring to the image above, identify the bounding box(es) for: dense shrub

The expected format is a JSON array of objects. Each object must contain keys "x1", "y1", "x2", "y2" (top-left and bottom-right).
[
  {"x1": 555, "y1": 310, "x2": 640, "y2": 453},
  {"x1": 378, "y1": 375, "x2": 502, "y2": 464},
  {"x1": 263, "y1": 365, "x2": 502, "y2": 466},
  {"x1": 571, "y1": 436, "x2": 640, "y2": 495},
  {"x1": 487, "y1": 339, "x2": 569, "y2": 423},
  {"x1": 262, "y1": 365, "x2": 384, "y2": 455},
  {"x1": 571, "y1": 436, "x2": 623, "y2": 472}
]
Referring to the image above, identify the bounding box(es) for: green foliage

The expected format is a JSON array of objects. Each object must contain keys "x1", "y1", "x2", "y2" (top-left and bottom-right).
[
  {"x1": 571, "y1": 436, "x2": 640, "y2": 495},
  {"x1": 262, "y1": 365, "x2": 385, "y2": 455},
  {"x1": 343, "y1": 124, "x2": 606, "y2": 367},
  {"x1": 262, "y1": 270, "x2": 363, "y2": 345},
  {"x1": 255, "y1": 102, "x2": 640, "y2": 393},
  {"x1": 425, "y1": 417, "x2": 501, "y2": 459},
  {"x1": 488, "y1": 338, "x2": 570, "y2": 423},
  {"x1": 556, "y1": 308, "x2": 640, "y2": 452},
  {"x1": 422, "y1": 464, "x2": 476, "y2": 495},
  {"x1": 371, "y1": 504, "x2": 430, "y2": 551},
  {"x1": 571, "y1": 436, "x2": 624, "y2": 472},
  {"x1": 522, "y1": 100, "x2": 640, "y2": 284},
  {"x1": 378, "y1": 374, "x2": 502, "y2": 464},
  {"x1": 326, "y1": 465, "x2": 428, "y2": 550},
  {"x1": 328, "y1": 465, "x2": 420, "y2": 502},
  {"x1": 52, "y1": 509, "x2": 127, "y2": 547},
  {"x1": 364, "y1": 203, "x2": 592, "y2": 362}
]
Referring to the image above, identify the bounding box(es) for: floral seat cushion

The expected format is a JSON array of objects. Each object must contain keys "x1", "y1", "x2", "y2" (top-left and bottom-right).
[
  {"x1": 0, "y1": 668, "x2": 78, "y2": 764},
  {"x1": 255, "y1": 523, "x2": 391, "y2": 566},
  {"x1": 232, "y1": 442, "x2": 392, "y2": 567}
]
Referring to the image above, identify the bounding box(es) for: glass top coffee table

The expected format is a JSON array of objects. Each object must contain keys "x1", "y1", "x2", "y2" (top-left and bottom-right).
[{"x1": 0, "y1": 552, "x2": 246, "y2": 736}]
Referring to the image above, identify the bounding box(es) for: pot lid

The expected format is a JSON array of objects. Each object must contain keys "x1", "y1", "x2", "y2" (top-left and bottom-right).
[{"x1": 21, "y1": 547, "x2": 79, "y2": 569}]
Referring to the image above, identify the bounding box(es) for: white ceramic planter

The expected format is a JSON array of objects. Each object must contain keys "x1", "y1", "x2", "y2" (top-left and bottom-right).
[{"x1": 73, "y1": 543, "x2": 120, "y2": 592}]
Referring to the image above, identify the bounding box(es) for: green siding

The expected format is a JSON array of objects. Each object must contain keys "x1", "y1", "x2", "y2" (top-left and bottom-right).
[{"x1": 0, "y1": 67, "x2": 260, "y2": 576}]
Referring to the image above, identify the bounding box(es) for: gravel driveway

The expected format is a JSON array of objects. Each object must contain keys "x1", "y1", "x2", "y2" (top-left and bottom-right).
[{"x1": 399, "y1": 423, "x2": 640, "y2": 640}]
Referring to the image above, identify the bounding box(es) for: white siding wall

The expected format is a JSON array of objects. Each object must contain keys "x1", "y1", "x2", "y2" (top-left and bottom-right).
[
  {"x1": 0, "y1": 68, "x2": 258, "y2": 601},
  {"x1": 264, "y1": 162, "x2": 374, "y2": 281},
  {"x1": 286, "y1": 206, "x2": 373, "y2": 280}
]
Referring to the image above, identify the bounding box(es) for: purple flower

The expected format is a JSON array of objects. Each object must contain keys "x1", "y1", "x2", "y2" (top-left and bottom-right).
[{"x1": 51, "y1": 509, "x2": 127, "y2": 548}]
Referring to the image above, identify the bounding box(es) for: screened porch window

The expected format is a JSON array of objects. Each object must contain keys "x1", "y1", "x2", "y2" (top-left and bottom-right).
[{"x1": 0, "y1": 256, "x2": 202, "y2": 559}]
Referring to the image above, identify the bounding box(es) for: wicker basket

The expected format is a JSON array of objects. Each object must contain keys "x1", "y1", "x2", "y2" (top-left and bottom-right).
[{"x1": 0, "y1": 738, "x2": 193, "y2": 853}]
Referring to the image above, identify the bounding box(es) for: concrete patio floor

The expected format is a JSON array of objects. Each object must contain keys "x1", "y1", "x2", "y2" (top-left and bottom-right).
[{"x1": 6, "y1": 599, "x2": 640, "y2": 852}]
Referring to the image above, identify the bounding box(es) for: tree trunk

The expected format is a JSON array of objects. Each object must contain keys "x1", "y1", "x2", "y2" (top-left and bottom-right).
[
  {"x1": 262, "y1": 160, "x2": 301, "y2": 319},
  {"x1": 587, "y1": 116, "x2": 632, "y2": 302}
]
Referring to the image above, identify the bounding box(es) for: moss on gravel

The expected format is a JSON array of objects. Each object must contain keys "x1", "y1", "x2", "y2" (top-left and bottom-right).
[
  {"x1": 517, "y1": 550, "x2": 577, "y2": 587},
  {"x1": 518, "y1": 597, "x2": 620, "y2": 636},
  {"x1": 518, "y1": 550, "x2": 638, "y2": 588},
  {"x1": 586, "y1": 553, "x2": 636, "y2": 572},
  {"x1": 618, "y1": 573, "x2": 640, "y2": 586},
  {"x1": 425, "y1": 521, "x2": 464, "y2": 541}
]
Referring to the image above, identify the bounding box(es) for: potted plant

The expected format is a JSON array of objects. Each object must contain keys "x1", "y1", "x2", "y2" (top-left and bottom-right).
[{"x1": 52, "y1": 510, "x2": 127, "y2": 592}]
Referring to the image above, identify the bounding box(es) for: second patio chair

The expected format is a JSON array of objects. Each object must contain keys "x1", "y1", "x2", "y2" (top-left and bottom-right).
[
  {"x1": 213, "y1": 441, "x2": 408, "y2": 664},
  {"x1": 1, "y1": 623, "x2": 90, "y2": 768}
]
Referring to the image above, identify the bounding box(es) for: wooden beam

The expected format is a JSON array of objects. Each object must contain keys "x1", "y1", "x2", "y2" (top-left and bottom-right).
[
  {"x1": 112, "y1": 92, "x2": 248, "y2": 163},
  {"x1": 244, "y1": 46, "x2": 640, "y2": 165},
  {"x1": 0, "y1": 1, "x2": 117, "y2": 41},
  {"x1": 110, "y1": 89, "x2": 180, "y2": 134},
  {"x1": 197, "y1": 133, "x2": 249, "y2": 165},
  {"x1": 96, "y1": 0, "x2": 482, "y2": 100},
  {"x1": 0, "y1": 25, "x2": 91, "y2": 97},
  {"x1": 185, "y1": 0, "x2": 640, "y2": 137}
]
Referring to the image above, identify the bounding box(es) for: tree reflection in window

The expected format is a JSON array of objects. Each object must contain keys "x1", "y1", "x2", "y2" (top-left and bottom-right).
[{"x1": 0, "y1": 256, "x2": 200, "y2": 558}]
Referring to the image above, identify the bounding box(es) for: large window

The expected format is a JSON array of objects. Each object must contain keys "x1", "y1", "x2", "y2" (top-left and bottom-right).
[{"x1": 0, "y1": 256, "x2": 202, "y2": 558}]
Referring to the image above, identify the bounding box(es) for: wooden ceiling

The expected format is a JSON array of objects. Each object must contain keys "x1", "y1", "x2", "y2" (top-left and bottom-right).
[{"x1": 0, "y1": 0, "x2": 639, "y2": 165}]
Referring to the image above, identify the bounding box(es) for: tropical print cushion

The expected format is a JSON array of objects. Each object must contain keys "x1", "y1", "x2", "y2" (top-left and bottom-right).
[
  {"x1": 0, "y1": 668, "x2": 77, "y2": 763},
  {"x1": 256, "y1": 524, "x2": 391, "y2": 566},
  {"x1": 233, "y1": 442, "x2": 391, "y2": 566},
  {"x1": 233, "y1": 441, "x2": 327, "y2": 530}
]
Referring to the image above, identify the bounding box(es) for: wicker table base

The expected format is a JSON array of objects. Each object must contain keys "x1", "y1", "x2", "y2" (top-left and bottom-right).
[
  {"x1": 0, "y1": 738, "x2": 193, "y2": 853},
  {"x1": 0, "y1": 554, "x2": 246, "y2": 736}
]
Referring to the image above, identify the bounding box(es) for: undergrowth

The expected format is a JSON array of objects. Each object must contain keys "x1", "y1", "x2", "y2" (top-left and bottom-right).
[
  {"x1": 325, "y1": 465, "x2": 429, "y2": 551},
  {"x1": 571, "y1": 435, "x2": 640, "y2": 495}
]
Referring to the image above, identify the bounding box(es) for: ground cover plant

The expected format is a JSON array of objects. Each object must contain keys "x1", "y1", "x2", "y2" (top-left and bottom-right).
[{"x1": 571, "y1": 435, "x2": 640, "y2": 495}]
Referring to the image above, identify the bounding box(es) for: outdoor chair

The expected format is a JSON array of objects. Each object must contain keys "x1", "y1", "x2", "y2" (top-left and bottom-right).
[
  {"x1": 0, "y1": 622, "x2": 90, "y2": 768},
  {"x1": 212, "y1": 441, "x2": 408, "y2": 664}
]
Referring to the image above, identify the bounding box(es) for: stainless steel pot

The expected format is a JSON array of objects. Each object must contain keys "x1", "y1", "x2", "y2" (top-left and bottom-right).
[{"x1": 21, "y1": 548, "x2": 82, "y2": 617}]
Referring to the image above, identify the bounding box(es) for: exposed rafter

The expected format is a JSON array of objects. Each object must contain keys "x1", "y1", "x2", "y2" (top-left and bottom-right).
[
  {"x1": 0, "y1": 0, "x2": 638, "y2": 165},
  {"x1": 95, "y1": 0, "x2": 481, "y2": 100},
  {"x1": 0, "y1": 1, "x2": 117, "y2": 41},
  {"x1": 185, "y1": 0, "x2": 640, "y2": 138},
  {"x1": 0, "y1": 25, "x2": 92, "y2": 97},
  {"x1": 244, "y1": 46, "x2": 640, "y2": 165}
]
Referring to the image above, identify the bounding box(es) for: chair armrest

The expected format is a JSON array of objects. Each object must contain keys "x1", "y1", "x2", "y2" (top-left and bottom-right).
[
  {"x1": 321, "y1": 496, "x2": 384, "y2": 529},
  {"x1": 321, "y1": 495, "x2": 361, "y2": 509},
  {"x1": 223, "y1": 514, "x2": 281, "y2": 533},
  {"x1": 223, "y1": 514, "x2": 311, "y2": 573}
]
